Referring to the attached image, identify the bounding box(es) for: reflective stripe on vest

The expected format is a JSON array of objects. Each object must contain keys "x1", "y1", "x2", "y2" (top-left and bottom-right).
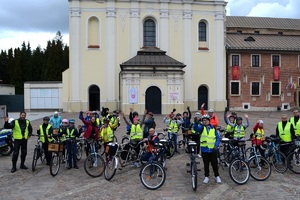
[
  {"x1": 168, "y1": 121, "x2": 179, "y2": 133},
  {"x1": 290, "y1": 117, "x2": 300, "y2": 136},
  {"x1": 66, "y1": 129, "x2": 75, "y2": 139},
  {"x1": 130, "y1": 124, "x2": 143, "y2": 140},
  {"x1": 13, "y1": 120, "x2": 29, "y2": 139},
  {"x1": 100, "y1": 126, "x2": 114, "y2": 143},
  {"x1": 200, "y1": 127, "x2": 216, "y2": 149},
  {"x1": 39, "y1": 124, "x2": 53, "y2": 143},
  {"x1": 278, "y1": 122, "x2": 292, "y2": 142},
  {"x1": 234, "y1": 125, "x2": 246, "y2": 138},
  {"x1": 225, "y1": 124, "x2": 234, "y2": 133},
  {"x1": 253, "y1": 128, "x2": 264, "y2": 140},
  {"x1": 59, "y1": 128, "x2": 66, "y2": 142}
]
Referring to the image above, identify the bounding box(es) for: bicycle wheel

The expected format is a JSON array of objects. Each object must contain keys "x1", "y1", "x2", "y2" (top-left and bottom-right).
[
  {"x1": 248, "y1": 156, "x2": 271, "y2": 181},
  {"x1": 76, "y1": 145, "x2": 83, "y2": 161},
  {"x1": 104, "y1": 157, "x2": 117, "y2": 181},
  {"x1": 32, "y1": 148, "x2": 38, "y2": 172},
  {"x1": 140, "y1": 162, "x2": 166, "y2": 190},
  {"x1": 166, "y1": 141, "x2": 175, "y2": 159},
  {"x1": 191, "y1": 161, "x2": 197, "y2": 191},
  {"x1": 122, "y1": 137, "x2": 129, "y2": 144},
  {"x1": 287, "y1": 151, "x2": 300, "y2": 174},
  {"x1": 157, "y1": 132, "x2": 165, "y2": 140},
  {"x1": 84, "y1": 154, "x2": 105, "y2": 177},
  {"x1": 270, "y1": 151, "x2": 287, "y2": 173},
  {"x1": 244, "y1": 147, "x2": 255, "y2": 161},
  {"x1": 229, "y1": 159, "x2": 250, "y2": 185},
  {"x1": 50, "y1": 153, "x2": 61, "y2": 177}
]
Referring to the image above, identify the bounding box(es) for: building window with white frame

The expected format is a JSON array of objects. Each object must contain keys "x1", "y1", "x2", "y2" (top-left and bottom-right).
[
  {"x1": 230, "y1": 81, "x2": 240, "y2": 96},
  {"x1": 252, "y1": 54, "x2": 260, "y2": 67},
  {"x1": 143, "y1": 19, "x2": 156, "y2": 47},
  {"x1": 272, "y1": 55, "x2": 280, "y2": 67},
  {"x1": 271, "y1": 82, "x2": 281, "y2": 96},
  {"x1": 251, "y1": 82, "x2": 260, "y2": 96},
  {"x1": 231, "y1": 55, "x2": 240, "y2": 66}
]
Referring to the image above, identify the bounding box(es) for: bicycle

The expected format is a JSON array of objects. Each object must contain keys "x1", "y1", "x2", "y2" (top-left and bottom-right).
[
  {"x1": 139, "y1": 143, "x2": 166, "y2": 190},
  {"x1": 103, "y1": 140, "x2": 146, "y2": 181},
  {"x1": 49, "y1": 137, "x2": 67, "y2": 176},
  {"x1": 263, "y1": 135, "x2": 287, "y2": 173},
  {"x1": 76, "y1": 137, "x2": 86, "y2": 161},
  {"x1": 157, "y1": 129, "x2": 175, "y2": 159},
  {"x1": 186, "y1": 140, "x2": 199, "y2": 191},
  {"x1": 286, "y1": 137, "x2": 300, "y2": 174},
  {"x1": 245, "y1": 144, "x2": 271, "y2": 181},
  {"x1": 84, "y1": 139, "x2": 105, "y2": 178},
  {"x1": 31, "y1": 134, "x2": 45, "y2": 172}
]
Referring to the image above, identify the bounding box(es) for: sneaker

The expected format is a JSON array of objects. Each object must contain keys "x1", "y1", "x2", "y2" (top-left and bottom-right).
[
  {"x1": 203, "y1": 177, "x2": 209, "y2": 184},
  {"x1": 197, "y1": 154, "x2": 202, "y2": 158},
  {"x1": 215, "y1": 176, "x2": 221, "y2": 183}
]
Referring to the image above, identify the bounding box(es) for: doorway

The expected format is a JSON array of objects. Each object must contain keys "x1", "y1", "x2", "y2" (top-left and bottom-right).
[
  {"x1": 198, "y1": 85, "x2": 208, "y2": 110},
  {"x1": 145, "y1": 86, "x2": 162, "y2": 114},
  {"x1": 89, "y1": 85, "x2": 100, "y2": 111}
]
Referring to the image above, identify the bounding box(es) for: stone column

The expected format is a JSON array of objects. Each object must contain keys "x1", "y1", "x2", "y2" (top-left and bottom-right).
[
  {"x1": 130, "y1": 2, "x2": 140, "y2": 56},
  {"x1": 160, "y1": 3, "x2": 169, "y2": 52}
]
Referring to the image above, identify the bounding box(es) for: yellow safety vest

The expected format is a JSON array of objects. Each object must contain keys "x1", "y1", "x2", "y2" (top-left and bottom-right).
[
  {"x1": 100, "y1": 126, "x2": 114, "y2": 143},
  {"x1": 278, "y1": 122, "x2": 292, "y2": 142},
  {"x1": 130, "y1": 124, "x2": 143, "y2": 140},
  {"x1": 200, "y1": 127, "x2": 216, "y2": 149},
  {"x1": 290, "y1": 117, "x2": 300, "y2": 136},
  {"x1": 13, "y1": 120, "x2": 29, "y2": 139},
  {"x1": 234, "y1": 125, "x2": 246, "y2": 138},
  {"x1": 39, "y1": 124, "x2": 53, "y2": 143},
  {"x1": 96, "y1": 118, "x2": 101, "y2": 126},
  {"x1": 168, "y1": 120, "x2": 179, "y2": 133},
  {"x1": 225, "y1": 124, "x2": 235, "y2": 133},
  {"x1": 253, "y1": 128, "x2": 264, "y2": 140},
  {"x1": 66, "y1": 129, "x2": 76, "y2": 139},
  {"x1": 59, "y1": 128, "x2": 66, "y2": 142}
]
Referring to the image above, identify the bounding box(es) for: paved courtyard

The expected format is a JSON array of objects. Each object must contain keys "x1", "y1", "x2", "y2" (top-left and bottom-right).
[{"x1": 0, "y1": 110, "x2": 300, "y2": 200}]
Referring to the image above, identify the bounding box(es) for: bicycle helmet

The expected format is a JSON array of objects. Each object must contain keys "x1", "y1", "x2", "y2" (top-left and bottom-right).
[
  {"x1": 132, "y1": 111, "x2": 138, "y2": 116},
  {"x1": 62, "y1": 118, "x2": 68, "y2": 123},
  {"x1": 8, "y1": 118, "x2": 14, "y2": 123},
  {"x1": 202, "y1": 114, "x2": 210, "y2": 121},
  {"x1": 176, "y1": 113, "x2": 181, "y2": 117},
  {"x1": 43, "y1": 116, "x2": 50, "y2": 121},
  {"x1": 69, "y1": 118, "x2": 75, "y2": 123},
  {"x1": 103, "y1": 117, "x2": 110, "y2": 122},
  {"x1": 236, "y1": 117, "x2": 243, "y2": 121}
]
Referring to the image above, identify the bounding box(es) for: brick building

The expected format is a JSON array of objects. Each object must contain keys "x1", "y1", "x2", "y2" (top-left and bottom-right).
[{"x1": 226, "y1": 16, "x2": 300, "y2": 111}]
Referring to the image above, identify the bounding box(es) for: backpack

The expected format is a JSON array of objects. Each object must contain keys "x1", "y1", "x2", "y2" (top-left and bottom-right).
[{"x1": 151, "y1": 120, "x2": 156, "y2": 129}]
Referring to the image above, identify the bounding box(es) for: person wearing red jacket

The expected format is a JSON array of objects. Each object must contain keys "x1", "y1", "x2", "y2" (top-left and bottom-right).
[
  {"x1": 200, "y1": 103, "x2": 219, "y2": 128},
  {"x1": 79, "y1": 111, "x2": 99, "y2": 156}
]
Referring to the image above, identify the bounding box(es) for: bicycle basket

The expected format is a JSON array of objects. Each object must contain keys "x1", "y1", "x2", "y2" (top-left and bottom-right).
[
  {"x1": 105, "y1": 143, "x2": 118, "y2": 156},
  {"x1": 48, "y1": 142, "x2": 64, "y2": 152}
]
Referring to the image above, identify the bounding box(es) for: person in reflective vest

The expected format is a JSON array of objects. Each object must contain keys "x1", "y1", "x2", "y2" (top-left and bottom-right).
[
  {"x1": 289, "y1": 109, "x2": 300, "y2": 137},
  {"x1": 223, "y1": 111, "x2": 235, "y2": 139},
  {"x1": 276, "y1": 114, "x2": 295, "y2": 155},
  {"x1": 100, "y1": 116, "x2": 119, "y2": 160},
  {"x1": 37, "y1": 116, "x2": 53, "y2": 165},
  {"x1": 252, "y1": 119, "x2": 265, "y2": 156},
  {"x1": 191, "y1": 112, "x2": 202, "y2": 158},
  {"x1": 163, "y1": 110, "x2": 184, "y2": 153},
  {"x1": 4, "y1": 111, "x2": 33, "y2": 173},
  {"x1": 60, "y1": 119, "x2": 79, "y2": 169},
  {"x1": 141, "y1": 128, "x2": 159, "y2": 162},
  {"x1": 226, "y1": 114, "x2": 249, "y2": 140},
  {"x1": 193, "y1": 114, "x2": 221, "y2": 184}
]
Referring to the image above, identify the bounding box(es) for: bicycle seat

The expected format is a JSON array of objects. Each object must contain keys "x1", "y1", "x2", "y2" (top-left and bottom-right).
[
  {"x1": 159, "y1": 139, "x2": 168, "y2": 143},
  {"x1": 265, "y1": 136, "x2": 278, "y2": 142},
  {"x1": 163, "y1": 128, "x2": 168, "y2": 132},
  {"x1": 221, "y1": 138, "x2": 230, "y2": 143}
]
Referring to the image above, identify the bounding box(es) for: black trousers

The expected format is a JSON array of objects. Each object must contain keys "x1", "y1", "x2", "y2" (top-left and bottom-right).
[
  {"x1": 42, "y1": 142, "x2": 52, "y2": 165},
  {"x1": 12, "y1": 139, "x2": 28, "y2": 165},
  {"x1": 201, "y1": 151, "x2": 219, "y2": 177}
]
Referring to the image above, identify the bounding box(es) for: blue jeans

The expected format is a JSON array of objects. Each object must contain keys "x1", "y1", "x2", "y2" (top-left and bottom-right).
[
  {"x1": 168, "y1": 132, "x2": 178, "y2": 152},
  {"x1": 66, "y1": 140, "x2": 77, "y2": 167}
]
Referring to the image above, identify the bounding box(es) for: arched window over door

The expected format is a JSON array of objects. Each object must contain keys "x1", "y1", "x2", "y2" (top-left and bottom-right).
[
  {"x1": 145, "y1": 86, "x2": 161, "y2": 114},
  {"x1": 89, "y1": 85, "x2": 100, "y2": 111},
  {"x1": 198, "y1": 85, "x2": 208, "y2": 110},
  {"x1": 143, "y1": 19, "x2": 156, "y2": 47}
]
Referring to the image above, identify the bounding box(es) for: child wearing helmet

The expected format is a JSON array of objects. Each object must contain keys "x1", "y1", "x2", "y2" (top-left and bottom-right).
[
  {"x1": 226, "y1": 114, "x2": 249, "y2": 140},
  {"x1": 193, "y1": 114, "x2": 221, "y2": 184}
]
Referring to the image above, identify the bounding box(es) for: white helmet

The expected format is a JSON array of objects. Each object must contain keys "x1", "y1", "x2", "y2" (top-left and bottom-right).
[{"x1": 8, "y1": 118, "x2": 14, "y2": 123}]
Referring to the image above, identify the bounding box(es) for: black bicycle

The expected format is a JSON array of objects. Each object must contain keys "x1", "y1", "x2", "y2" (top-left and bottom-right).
[
  {"x1": 186, "y1": 140, "x2": 199, "y2": 191},
  {"x1": 286, "y1": 137, "x2": 300, "y2": 174},
  {"x1": 31, "y1": 135, "x2": 45, "y2": 172}
]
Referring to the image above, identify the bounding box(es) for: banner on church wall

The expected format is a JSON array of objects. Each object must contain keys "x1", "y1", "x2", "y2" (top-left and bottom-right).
[
  {"x1": 128, "y1": 88, "x2": 138, "y2": 104},
  {"x1": 169, "y1": 92, "x2": 179, "y2": 100}
]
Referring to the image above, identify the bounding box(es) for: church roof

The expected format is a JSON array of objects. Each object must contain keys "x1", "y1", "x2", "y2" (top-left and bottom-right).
[{"x1": 120, "y1": 47, "x2": 186, "y2": 70}]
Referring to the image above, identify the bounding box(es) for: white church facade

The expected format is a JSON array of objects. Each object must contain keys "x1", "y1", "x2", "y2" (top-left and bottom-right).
[{"x1": 63, "y1": 0, "x2": 227, "y2": 114}]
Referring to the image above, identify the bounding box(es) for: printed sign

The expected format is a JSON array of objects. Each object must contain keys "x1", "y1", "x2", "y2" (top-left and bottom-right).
[
  {"x1": 169, "y1": 92, "x2": 179, "y2": 100},
  {"x1": 129, "y1": 88, "x2": 138, "y2": 104}
]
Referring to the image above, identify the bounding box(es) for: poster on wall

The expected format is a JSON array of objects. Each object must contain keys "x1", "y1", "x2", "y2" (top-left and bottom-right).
[
  {"x1": 128, "y1": 88, "x2": 138, "y2": 104},
  {"x1": 169, "y1": 92, "x2": 179, "y2": 100}
]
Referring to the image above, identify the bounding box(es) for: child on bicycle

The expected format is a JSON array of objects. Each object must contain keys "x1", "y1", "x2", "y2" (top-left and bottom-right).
[{"x1": 141, "y1": 128, "x2": 159, "y2": 162}]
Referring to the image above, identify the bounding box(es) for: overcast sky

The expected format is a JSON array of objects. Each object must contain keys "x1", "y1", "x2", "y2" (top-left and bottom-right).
[{"x1": 0, "y1": 0, "x2": 299, "y2": 52}]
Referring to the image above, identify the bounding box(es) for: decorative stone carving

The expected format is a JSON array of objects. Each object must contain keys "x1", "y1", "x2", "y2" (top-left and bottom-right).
[
  {"x1": 106, "y1": 8, "x2": 116, "y2": 17},
  {"x1": 173, "y1": 15, "x2": 179, "y2": 32},
  {"x1": 120, "y1": 13, "x2": 126, "y2": 31},
  {"x1": 70, "y1": 9, "x2": 81, "y2": 17},
  {"x1": 130, "y1": 9, "x2": 140, "y2": 18},
  {"x1": 183, "y1": 10, "x2": 192, "y2": 19},
  {"x1": 160, "y1": 10, "x2": 169, "y2": 19}
]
